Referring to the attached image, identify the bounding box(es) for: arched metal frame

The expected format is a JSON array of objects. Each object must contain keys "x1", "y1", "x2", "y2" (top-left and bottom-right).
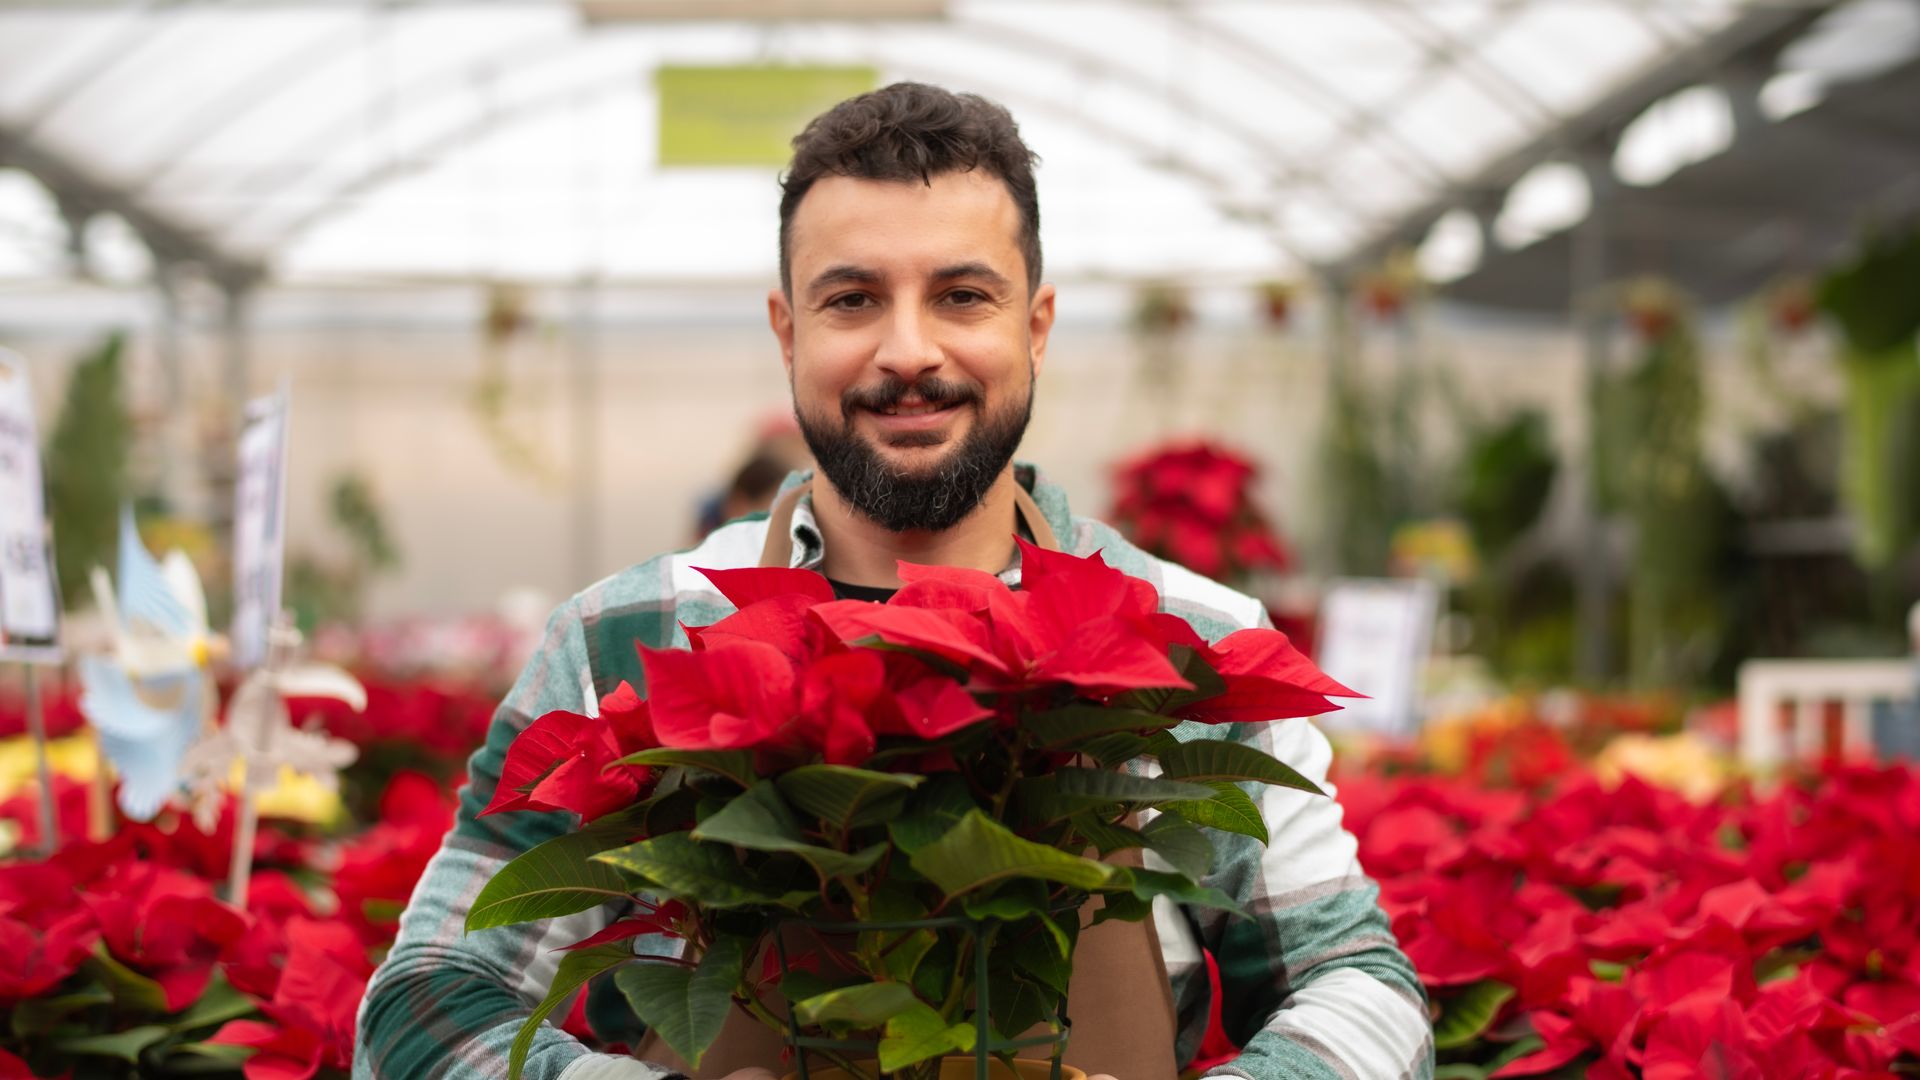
[{"x1": 0, "y1": 0, "x2": 1847, "y2": 286}]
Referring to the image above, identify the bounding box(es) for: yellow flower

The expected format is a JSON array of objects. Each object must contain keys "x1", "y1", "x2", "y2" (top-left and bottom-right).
[
  {"x1": 229, "y1": 762, "x2": 345, "y2": 827},
  {"x1": 1593, "y1": 732, "x2": 1729, "y2": 802},
  {"x1": 0, "y1": 734, "x2": 100, "y2": 800}
]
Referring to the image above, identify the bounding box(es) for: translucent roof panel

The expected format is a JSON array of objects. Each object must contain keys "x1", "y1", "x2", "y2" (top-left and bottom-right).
[{"x1": 0, "y1": 0, "x2": 1761, "y2": 285}]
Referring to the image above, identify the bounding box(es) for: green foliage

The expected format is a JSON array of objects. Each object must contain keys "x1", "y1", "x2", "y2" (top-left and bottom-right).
[
  {"x1": 613, "y1": 938, "x2": 747, "y2": 1069},
  {"x1": 909, "y1": 809, "x2": 1118, "y2": 896},
  {"x1": 1433, "y1": 980, "x2": 1516, "y2": 1050},
  {"x1": 479, "y1": 608, "x2": 1334, "y2": 1080},
  {"x1": 1156, "y1": 739, "x2": 1325, "y2": 794},
  {"x1": 466, "y1": 826, "x2": 638, "y2": 931},
  {"x1": 285, "y1": 469, "x2": 403, "y2": 628},
  {"x1": 1456, "y1": 410, "x2": 1558, "y2": 566},
  {"x1": 1817, "y1": 226, "x2": 1920, "y2": 572},
  {"x1": 511, "y1": 944, "x2": 634, "y2": 1079},
  {"x1": 42, "y1": 333, "x2": 130, "y2": 609},
  {"x1": 691, "y1": 780, "x2": 886, "y2": 880},
  {"x1": 1162, "y1": 781, "x2": 1269, "y2": 844},
  {"x1": 1594, "y1": 303, "x2": 1738, "y2": 688}
]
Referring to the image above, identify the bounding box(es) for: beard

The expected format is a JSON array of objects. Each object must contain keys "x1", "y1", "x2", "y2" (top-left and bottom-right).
[{"x1": 795, "y1": 370, "x2": 1033, "y2": 533}]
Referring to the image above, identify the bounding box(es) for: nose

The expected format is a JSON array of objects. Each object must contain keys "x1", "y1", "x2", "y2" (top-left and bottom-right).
[{"x1": 872, "y1": 303, "x2": 943, "y2": 384}]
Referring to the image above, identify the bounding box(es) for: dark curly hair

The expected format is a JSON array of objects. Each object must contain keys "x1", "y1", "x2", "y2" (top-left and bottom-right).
[{"x1": 779, "y1": 82, "x2": 1042, "y2": 294}]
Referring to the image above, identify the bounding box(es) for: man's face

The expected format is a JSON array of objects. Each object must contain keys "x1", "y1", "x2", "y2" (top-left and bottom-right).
[{"x1": 769, "y1": 169, "x2": 1055, "y2": 533}]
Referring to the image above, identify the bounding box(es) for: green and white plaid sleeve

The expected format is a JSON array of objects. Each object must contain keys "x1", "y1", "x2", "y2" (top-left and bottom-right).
[
  {"x1": 352, "y1": 596, "x2": 683, "y2": 1080},
  {"x1": 1197, "y1": 715, "x2": 1433, "y2": 1080}
]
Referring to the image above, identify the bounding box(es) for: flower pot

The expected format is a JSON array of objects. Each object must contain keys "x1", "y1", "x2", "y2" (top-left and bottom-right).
[{"x1": 783, "y1": 1058, "x2": 1087, "y2": 1080}]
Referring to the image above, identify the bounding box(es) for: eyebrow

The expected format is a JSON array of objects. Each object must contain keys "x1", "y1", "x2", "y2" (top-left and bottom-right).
[
  {"x1": 805, "y1": 265, "x2": 881, "y2": 296},
  {"x1": 804, "y1": 261, "x2": 1014, "y2": 298},
  {"x1": 931, "y1": 262, "x2": 1013, "y2": 290}
]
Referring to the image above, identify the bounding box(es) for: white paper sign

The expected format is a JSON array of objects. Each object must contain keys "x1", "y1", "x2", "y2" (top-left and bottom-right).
[
  {"x1": 0, "y1": 348, "x2": 62, "y2": 662},
  {"x1": 231, "y1": 391, "x2": 289, "y2": 671},
  {"x1": 1314, "y1": 578, "x2": 1438, "y2": 739}
]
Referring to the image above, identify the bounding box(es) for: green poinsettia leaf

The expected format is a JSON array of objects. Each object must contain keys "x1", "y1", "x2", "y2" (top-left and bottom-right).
[
  {"x1": 691, "y1": 780, "x2": 887, "y2": 881},
  {"x1": 1024, "y1": 706, "x2": 1180, "y2": 748},
  {"x1": 1078, "y1": 732, "x2": 1152, "y2": 767},
  {"x1": 1119, "y1": 868, "x2": 1247, "y2": 918},
  {"x1": 85, "y1": 948, "x2": 169, "y2": 1014},
  {"x1": 887, "y1": 774, "x2": 978, "y2": 854},
  {"x1": 1161, "y1": 782, "x2": 1268, "y2": 845},
  {"x1": 169, "y1": 974, "x2": 257, "y2": 1033},
  {"x1": 10, "y1": 984, "x2": 113, "y2": 1038},
  {"x1": 1114, "y1": 645, "x2": 1229, "y2": 714},
  {"x1": 609, "y1": 748, "x2": 757, "y2": 787},
  {"x1": 960, "y1": 879, "x2": 1049, "y2": 922},
  {"x1": 778, "y1": 765, "x2": 924, "y2": 833},
  {"x1": 593, "y1": 833, "x2": 783, "y2": 907},
  {"x1": 510, "y1": 943, "x2": 633, "y2": 1079},
  {"x1": 1070, "y1": 813, "x2": 1146, "y2": 856},
  {"x1": 793, "y1": 980, "x2": 923, "y2": 1027},
  {"x1": 1053, "y1": 767, "x2": 1215, "y2": 809},
  {"x1": 1141, "y1": 813, "x2": 1214, "y2": 880},
  {"x1": 468, "y1": 827, "x2": 637, "y2": 932},
  {"x1": 1434, "y1": 979, "x2": 1516, "y2": 1051},
  {"x1": 54, "y1": 1024, "x2": 171, "y2": 1063},
  {"x1": 163, "y1": 1041, "x2": 257, "y2": 1069},
  {"x1": 1154, "y1": 739, "x2": 1325, "y2": 795},
  {"x1": 878, "y1": 1002, "x2": 978, "y2": 1073},
  {"x1": 1090, "y1": 890, "x2": 1153, "y2": 926},
  {"x1": 985, "y1": 971, "x2": 1058, "y2": 1042},
  {"x1": 1010, "y1": 919, "x2": 1074, "y2": 995},
  {"x1": 776, "y1": 970, "x2": 838, "y2": 1004},
  {"x1": 910, "y1": 809, "x2": 1118, "y2": 897},
  {"x1": 614, "y1": 938, "x2": 748, "y2": 1070}
]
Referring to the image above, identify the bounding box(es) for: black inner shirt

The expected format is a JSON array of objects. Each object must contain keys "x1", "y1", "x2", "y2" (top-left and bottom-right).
[{"x1": 827, "y1": 579, "x2": 900, "y2": 603}]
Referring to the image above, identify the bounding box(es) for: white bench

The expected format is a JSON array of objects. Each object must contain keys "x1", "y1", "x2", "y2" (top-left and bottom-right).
[{"x1": 1737, "y1": 659, "x2": 1917, "y2": 768}]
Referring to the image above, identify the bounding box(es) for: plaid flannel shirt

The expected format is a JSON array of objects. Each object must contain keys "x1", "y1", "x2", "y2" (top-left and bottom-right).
[{"x1": 355, "y1": 466, "x2": 1433, "y2": 1080}]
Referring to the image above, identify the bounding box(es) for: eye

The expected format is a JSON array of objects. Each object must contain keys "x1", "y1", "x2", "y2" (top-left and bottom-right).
[
  {"x1": 944, "y1": 289, "x2": 987, "y2": 306},
  {"x1": 827, "y1": 292, "x2": 874, "y2": 311}
]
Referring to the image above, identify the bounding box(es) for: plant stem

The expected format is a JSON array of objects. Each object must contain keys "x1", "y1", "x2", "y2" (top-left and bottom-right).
[{"x1": 740, "y1": 997, "x2": 869, "y2": 1080}]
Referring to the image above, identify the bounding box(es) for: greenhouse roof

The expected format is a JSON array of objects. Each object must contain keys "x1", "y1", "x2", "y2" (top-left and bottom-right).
[{"x1": 0, "y1": 0, "x2": 1912, "y2": 292}]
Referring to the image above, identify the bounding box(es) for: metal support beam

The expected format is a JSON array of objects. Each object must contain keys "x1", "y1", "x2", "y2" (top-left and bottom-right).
[
  {"x1": 1339, "y1": 0, "x2": 1841, "y2": 276},
  {"x1": 0, "y1": 120, "x2": 264, "y2": 289}
]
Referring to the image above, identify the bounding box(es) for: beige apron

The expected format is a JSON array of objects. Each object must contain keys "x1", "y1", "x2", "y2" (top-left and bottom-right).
[{"x1": 634, "y1": 484, "x2": 1178, "y2": 1079}]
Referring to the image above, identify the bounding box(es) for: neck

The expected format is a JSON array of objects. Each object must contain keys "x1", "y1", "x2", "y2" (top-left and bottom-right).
[{"x1": 812, "y1": 468, "x2": 1023, "y2": 589}]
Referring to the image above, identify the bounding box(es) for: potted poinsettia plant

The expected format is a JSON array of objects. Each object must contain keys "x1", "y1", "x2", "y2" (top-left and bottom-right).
[
  {"x1": 471, "y1": 541, "x2": 1354, "y2": 1080},
  {"x1": 1109, "y1": 441, "x2": 1291, "y2": 586}
]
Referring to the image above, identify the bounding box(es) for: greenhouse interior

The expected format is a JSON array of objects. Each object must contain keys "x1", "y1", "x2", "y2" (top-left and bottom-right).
[{"x1": 2, "y1": 1, "x2": 1919, "y2": 1078}]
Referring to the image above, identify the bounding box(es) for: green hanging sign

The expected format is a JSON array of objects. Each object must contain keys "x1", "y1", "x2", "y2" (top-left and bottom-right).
[{"x1": 656, "y1": 64, "x2": 879, "y2": 167}]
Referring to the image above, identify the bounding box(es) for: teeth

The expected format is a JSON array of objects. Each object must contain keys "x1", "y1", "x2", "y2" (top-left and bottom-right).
[{"x1": 881, "y1": 403, "x2": 943, "y2": 416}]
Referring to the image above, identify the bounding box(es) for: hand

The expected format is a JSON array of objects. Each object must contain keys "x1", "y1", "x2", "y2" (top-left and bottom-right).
[{"x1": 717, "y1": 1070, "x2": 779, "y2": 1080}]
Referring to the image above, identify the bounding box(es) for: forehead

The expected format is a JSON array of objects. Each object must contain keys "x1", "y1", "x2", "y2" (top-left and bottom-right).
[{"x1": 787, "y1": 170, "x2": 1025, "y2": 284}]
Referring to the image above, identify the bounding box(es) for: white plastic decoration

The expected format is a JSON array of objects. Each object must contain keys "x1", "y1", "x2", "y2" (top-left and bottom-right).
[
  {"x1": 179, "y1": 611, "x2": 362, "y2": 907},
  {"x1": 78, "y1": 506, "x2": 216, "y2": 821}
]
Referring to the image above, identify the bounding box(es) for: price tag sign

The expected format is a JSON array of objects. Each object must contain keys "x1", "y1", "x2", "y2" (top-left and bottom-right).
[
  {"x1": 231, "y1": 390, "x2": 288, "y2": 671},
  {"x1": 0, "y1": 348, "x2": 62, "y2": 662},
  {"x1": 1314, "y1": 578, "x2": 1438, "y2": 739}
]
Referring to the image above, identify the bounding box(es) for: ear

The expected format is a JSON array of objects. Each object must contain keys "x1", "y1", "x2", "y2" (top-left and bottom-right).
[
  {"x1": 767, "y1": 287, "x2": 796, "y2": 378},
  {"x1": 1027, "y1": 282, "x2": 1057, "y2": 379}
]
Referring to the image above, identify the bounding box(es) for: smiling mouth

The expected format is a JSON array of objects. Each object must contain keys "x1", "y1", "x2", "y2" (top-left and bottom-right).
[{"x1": 875, "y1": 400, "x2": 961, "y2": 417}]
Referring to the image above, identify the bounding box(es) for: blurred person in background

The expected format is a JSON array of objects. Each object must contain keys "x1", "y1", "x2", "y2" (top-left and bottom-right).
[
  {"x1": 357, "y1": 82, "x2": 1432, "y2": 1080},
  {"x1": 691, "y1": 416, "x2": 813, "y2": 541}
]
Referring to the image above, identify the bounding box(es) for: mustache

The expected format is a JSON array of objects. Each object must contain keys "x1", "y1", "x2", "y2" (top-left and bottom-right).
[{"x1": 841, "y1": 375, "x2": 982, "y2": 416}]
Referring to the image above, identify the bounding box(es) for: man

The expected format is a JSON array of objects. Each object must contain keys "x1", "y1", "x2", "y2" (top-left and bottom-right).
[{"x1": 357, "y1": 83, "x2": 1432, "y2": 1080}]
